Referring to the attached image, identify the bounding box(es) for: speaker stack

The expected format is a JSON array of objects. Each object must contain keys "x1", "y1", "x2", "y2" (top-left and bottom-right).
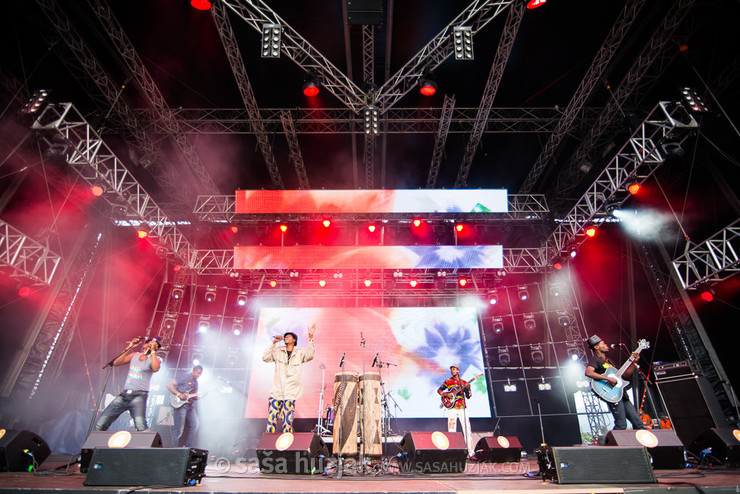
[
  {"x1": 474, "y1": 436, "x2": 522, "y2": 462},
  {"x1": 605, "y1": 429, "x2": 685, "y2": 469},
  {"x1": 256, "y1": 432, "x2": 329, "y2": 474},
  {"x1": 80, "y1": 431, "x2": 162, "y2": 472},
  {"x1": 0, "y1": 429, "x2": 51, "y2": 472},
  {"x1": 397, "y1": 431, "x2": 467, "y2": 473}
]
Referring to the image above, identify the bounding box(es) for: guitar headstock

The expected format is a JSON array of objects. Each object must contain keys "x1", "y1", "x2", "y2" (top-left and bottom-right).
[{"x1": 637, "y1": 339, "x2": 650, "y2": 351}]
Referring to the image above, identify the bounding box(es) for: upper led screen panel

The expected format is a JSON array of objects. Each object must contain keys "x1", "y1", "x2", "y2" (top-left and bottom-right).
[{"x1": 235, "y1": 189, "x2": 508, "y2": 214}]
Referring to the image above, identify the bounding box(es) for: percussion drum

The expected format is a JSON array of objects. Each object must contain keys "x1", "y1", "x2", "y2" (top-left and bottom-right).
[
  {"x1": 359, "y1": 372, "x2": 382, "y2": 456},
  {"x1": 332, "y1": 372, "x2": 358, "y2": 456}
]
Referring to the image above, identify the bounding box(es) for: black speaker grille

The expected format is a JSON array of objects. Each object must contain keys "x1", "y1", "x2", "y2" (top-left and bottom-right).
[{"x1": 551, "y1": 447, "x2": 656, "y2": 484}]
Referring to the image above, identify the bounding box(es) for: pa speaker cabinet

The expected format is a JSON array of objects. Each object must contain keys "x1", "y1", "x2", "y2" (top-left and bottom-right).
[
  {"x1": 80, "y1": 431, "x2": 162, "y2": 473},
  {"x1": 474, "y1": 436, "x2": 522, "y2": 463},
  {"x1": 689, "y1": 428, "x2": 740, "y2": 467},
  {"x1": 256, "y1": 432, "x2": 329, "y2": 474},
  {"x1": 346, "y1": 0, "x2": 382, "y2": 25},
  {"x1": 550, "y1": 446, "x2": 656, "y2": 484},
  {"x1": 83, "y1": 447, "x2": 207, "y2": 486},
  {"x1": 656, "y1": 375, "x2": 727, "y2": 447},
  {"x1": 0, "y1": 429, "x2": 51, "y2": 472},
  {"x1": 397, "y1": 431, "x2": 467, "y2": 473},
  {"x1": 605, "y1": 429, "x2": 685, "y2": 469}
]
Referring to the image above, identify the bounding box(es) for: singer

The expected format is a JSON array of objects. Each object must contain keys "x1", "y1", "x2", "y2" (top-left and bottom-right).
[
  {"x1": 585, "y1": 334, "x2": 644, "y2": 431},
  {"x1": 94, "y1": 336, "x2": 162, "y2": 432},
  {"x1": 262, "y1": 323, "x2": 318, "y2": 433}
]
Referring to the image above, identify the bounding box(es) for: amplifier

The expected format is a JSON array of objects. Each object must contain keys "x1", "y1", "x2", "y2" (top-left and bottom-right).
[{"x1": 654, "y1": 360, "x2": 697, "y2": 381}]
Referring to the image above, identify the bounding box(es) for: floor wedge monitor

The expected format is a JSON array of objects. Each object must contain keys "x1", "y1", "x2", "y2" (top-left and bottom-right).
[
  {"x1": 397, "y1": 431, "x2": 467, "y2": 473},
  {"x1": 605, "y1": 429, "x2": 686, "y2": 469},
  {"x1": 256, "y1": 432, "x2": 329, "y2": 474}
]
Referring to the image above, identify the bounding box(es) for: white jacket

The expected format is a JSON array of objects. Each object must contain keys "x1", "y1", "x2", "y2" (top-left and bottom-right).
[{"x1": 262, "y1": 340, "x2": 315, "y2": 400}]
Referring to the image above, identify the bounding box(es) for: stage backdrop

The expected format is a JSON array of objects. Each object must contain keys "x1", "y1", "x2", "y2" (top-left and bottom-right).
[{"x1": 245, "y1": 307, "x2": 491, "y2": 419}]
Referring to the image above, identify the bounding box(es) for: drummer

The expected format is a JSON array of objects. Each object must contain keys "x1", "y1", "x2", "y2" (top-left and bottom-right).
[{"x1": 262, "y1": 323, "x2": 317, "y2": 432}]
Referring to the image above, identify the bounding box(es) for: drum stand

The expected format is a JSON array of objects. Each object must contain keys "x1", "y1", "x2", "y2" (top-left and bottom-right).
[
  {"x1": 377, "y1": 359, "x2": 401, "y2": 472},
  {"x1": 312, "y1": 364, "x2": 331, "y2": 436}
]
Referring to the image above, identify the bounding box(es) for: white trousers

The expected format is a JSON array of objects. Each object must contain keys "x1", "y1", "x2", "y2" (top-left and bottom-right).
[{"x1": 446, "y1": 407, "x2": 473, "y2": 456}]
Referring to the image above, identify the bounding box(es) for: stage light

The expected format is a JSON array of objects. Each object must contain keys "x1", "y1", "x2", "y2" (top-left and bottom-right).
[
  {"x1": 585, "y1": 226, "x2": 597, "y2": 237},
  {"x1": 364, "y1": 279, "x2": 372, "y2": 287},
  {"x1": 261, "y1": 23, "x2": 281, "y2": 58},
  {"x1": 269, "y1": 280, "x2": 277, "y2": 288},
  {"x1": 409, "y1": 279, "x2": 418, "y2": 288},
  {"x1": 163, "y1": 317, "x2": 176, "y2": 331},
  {"x1": 419, "y1": 78, "x2": 437, "y2": 96},
  {"x1": 569, "y1": 249, "x2": 577, "y2": 258},
  {"x1": 527, "y1": 0, "x2": 546, "y2": 8},
  {"x1": 279, "y1": 224, "x2": 288, "y2": 233},
  {"x1": 333, "y1": 272, "x2": 343, "y2": 279},
  {"x1": 319, "y1": 279, "x2": 326, "y2": 287},
  {"x1": 553, "y1": 262, "x2": 562, "y2": 270},
  {"x1": 455, "y1": 224, "x2": 464, "y2": 232},
  {"x1": 680, "y1": 87, "x2": 709, "y2": 113},
  {"x1": 197, "y1": 318, "x2": 210, "y2": 333},
  {"x1": 538, "y1": 378, "x2": 551, "y2": 391},
  {"x1": 302, "y1": 73, "x2": 320, "y2": 97},
  {"x1": 91, "y1": 185, "x2": 104, "y2": 197},
  {"x1": 232, "y1": 323, "x2": 243, "y2": 336},
  {"x1": 236, "y1": 292, "x2": 248, "y2": 306},
  {"x1": 19, "y1": 89, "x2": 50, "y2": 115},
  {"x1": 322, "y1": 219, "x2": 331, "y2": 228},
  {"x1": 437, "y1": 271, "x2": 447, "y2": 277},
  {"x1": 523, "y1": 314, "x2": 536, "y2": 330},
  {"x1": 558, "y1": 315, "x2": 570, "y2": 327},
  {"x1": 393, "y1": 270, "x2": 403, "y2": 278},
  {"x1": 530, "y1": 344, "x2": 544, "y2": 364},
  {"x1": 230, "y1": 226, "x2": 238, "y2": 233},
  {"x1": 628, "y1": 183, "x2": 641, "y2": 195},
  {"x1": 136, "y1": 229, "x2": 148, "y2": 239},
  {"x1": 363, "y1": 105, "x2": 379, "y2": 135},
  {"x1": 192, "y1": 352, "x2": 202, "y2": 366},
  {"x1": 549, "y1": 284, "x2": 561, "y2": 297},
  {"x1": 412, "y1": 218, "x2": 422, "y2": 228},
  {"x1": 173, "y1": 264, "x2": 182, "y2": 272},
  {"x1": 289, "y1": 271, "x2": 299, "y2": 278},
  {"x1": 488, "y1": 291, "x2": 498, "y2": 305},
  {"x1": 458, "y1": 278, "x2": 467, "y2": 287},
  {"x1": 492, "y1": 318, "x2": 503, "y2": 333},
  {"x1": 571, "y1": 353, "x2": 580, "y2": 361},
  {"x1": 503, "y1": 378, "x2": 516, "y2": 391},
  {"x1": 171, "y1": 287, "x2": 184, "y2": 299},
  {"x1": 605, "y1": 201, "x2": 622, "y2": 218},
  {"x1": 191, "y1": 0, "x2": 211, "y2": 10},
  {"x1": 18, "y1": 286, "x2": 31, "y2": 297},
  {"x1": 204, "y1": 287, "x2": 216, "y2": 302},
  {"x1": 518, "y1": 287, "x2": 529, "y2": 301},
  {"x1": 499, "y1": 350, "x2": 511, "y2": 367},
  {"x1": 700, "y1": 289, "x2": 714, "y2": 302},
  {"x1": 367, "y1": 224, "x2": 376, "y2": 233},
  {"x1": 452, "y1": 26, "x2": 474, "y2": 60}
]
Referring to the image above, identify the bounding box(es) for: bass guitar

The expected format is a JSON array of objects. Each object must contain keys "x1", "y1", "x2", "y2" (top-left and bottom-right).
[
  {"x1": 171, "y1": 392, "x2": 200, "y2": 408},
  {"x1": 589, "y1": 339, "x2": 649, "y2": 404},
  {"x1": 440, "y1": 374, "x2": 483, "y2": 409}
]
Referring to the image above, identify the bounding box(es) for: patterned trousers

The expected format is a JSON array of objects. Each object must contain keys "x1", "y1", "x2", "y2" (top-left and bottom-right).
[{"x1": 266, "y1": 397, "x2": 295, "y2": 433}]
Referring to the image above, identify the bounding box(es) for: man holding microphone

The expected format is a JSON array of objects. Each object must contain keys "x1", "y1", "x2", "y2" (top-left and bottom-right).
[{"x1": 262, "y1": 323, "x2": 317, "y2": 432}]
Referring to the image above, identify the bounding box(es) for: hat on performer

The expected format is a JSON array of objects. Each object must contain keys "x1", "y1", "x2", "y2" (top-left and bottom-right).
[
  {"x1": 450, "y1": 365, "x2": 459, "y2": 370},
  {"x1": 587, "y1": 335, "x2": 602, "y2": 349},
  {"x1": 146, "y1": 335, "x2": 163, "y2": 349}
]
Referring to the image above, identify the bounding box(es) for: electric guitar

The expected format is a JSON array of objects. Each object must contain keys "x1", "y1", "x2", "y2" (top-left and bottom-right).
[
  {"x1": 589, "y1": 339, "x2": 649, "y2": 404},
  {"x1": 440, "y1": 374, "x2": 483, "y2": 409},
  {"x1": 170, "y1": 392, "x2": 202, "y2": 408}
]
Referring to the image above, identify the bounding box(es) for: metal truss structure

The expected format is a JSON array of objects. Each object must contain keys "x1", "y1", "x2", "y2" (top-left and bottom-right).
[
  {"x1": 124, "y1": 106, "x2": 584, "y2": 136},
  {"x1": 455, "y1": 1, "x2": 524, "y2": 187},
  {"x1": 672, "y1": 219, "x2": 740, "y2": 290},
  {"x1": 519, "y1": 0, "x2": 648, "y2": 194},
  {"x1": 543, "y1": 101, "x2": 698, "y2": 264},
  {"x1": 280, "y1": 111, "x2": 310, "y2": 189},
  {"x1": 427, "y1": 95, "x2": 456, "y2": 188},
  {"x1": 31, "y1": 103, "x2": 197, "y2": 267},
  {"x1": 0, "y1": 219, "x2": 61, "y2": 286}
]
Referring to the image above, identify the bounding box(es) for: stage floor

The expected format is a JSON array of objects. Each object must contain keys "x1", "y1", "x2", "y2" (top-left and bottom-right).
[{"x1": 2, "y1": 455, "x2": 740, "y2": 494}]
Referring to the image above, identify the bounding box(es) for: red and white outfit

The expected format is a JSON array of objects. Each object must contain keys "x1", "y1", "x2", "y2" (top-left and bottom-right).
[{"x1": 437, "y1": 376, "x2": 474, "y2": 456}]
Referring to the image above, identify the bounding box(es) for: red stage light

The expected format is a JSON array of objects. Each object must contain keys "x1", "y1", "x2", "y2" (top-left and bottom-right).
[
  {"x1": 367, "y1": 224, "x2": 376, "y2": 233},
  {"x1": 526, "y1": 0, "x2": 546, "y2": 8},
  {"x1": 409, "y1": 279, "x2": 418, "y2": 288},
  {"x1": 553, "y1": 262, "x2": 562, "y2": 270},
  {"x1": 269, "y1": 280, "x2": 277, "y2": 288},
  {"x1": 91, "y1": 185, "x2": 104, "y2": 197},
  {"x1": 628, "y1": 183, "x2": 641, "y2": 195},
  {"x1": 279, "y1": 224, "x2": 288, "y2": 233},
  {"x1": 455, "y1": 224, "x2": 464, "y2": 232},
  {"x1": 18, "y1": 286, "x2": 31, "y2": 297},
  {"x1": 700, "y1": 290, "x2": 714, "y2": 302},
  {"x1": 319, "y1": 279, "x2": 327, "y2": 287},
  {"x1": 173, "y1": 264, "x2": 182, "y2": 272},
  {"x1": 190, "y1": 0, "x2": 211, "y2": 10},
  {"x1": 419, "y1": 81, "x2": 437, "y2": 96},
  {"x1": 136, "y1": 229, "x2": 148, "y2": 239},
  {"x1": 230, "y1": 226, "x2": 239, "y2": 233},
  {"x1": 412, "y1": 219, "x2": 422, "y2": 228},
  {"x1": 322, "y1": 219, "x2": 331, "y2": 228},
  {"x1": 302, "y1": 83, "x2": 319, "y2": 97},
  {"x1": 364, "y1": 279, "x2": 372, "y2": 287},
  {"x1": 458, "y1": 278, "x2": 467, "y2": 287},
  {"x1": 585, "y1": 227, "x2": 597, "y2": 238}
]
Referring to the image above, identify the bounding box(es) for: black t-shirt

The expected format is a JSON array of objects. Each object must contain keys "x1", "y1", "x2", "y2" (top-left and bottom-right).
[{"x1": 587, "y1": 355, "x2": 612, "y2": 375}]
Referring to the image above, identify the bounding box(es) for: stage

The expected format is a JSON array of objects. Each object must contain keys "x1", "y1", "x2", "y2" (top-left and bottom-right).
[{"x1": 1, "y1": 454, "x2": 739, "y2": 494}]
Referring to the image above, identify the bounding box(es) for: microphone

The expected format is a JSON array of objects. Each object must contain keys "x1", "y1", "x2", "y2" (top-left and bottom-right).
[
  {"x1": 610, "y1": 343, "x2": 625, "y2": 348},
  {"x1": 339, "y1": 352, "x2": 345, "y2": 367},
  {"x1": 371, "y1": 353, "x2": 379, "y2": 367}
]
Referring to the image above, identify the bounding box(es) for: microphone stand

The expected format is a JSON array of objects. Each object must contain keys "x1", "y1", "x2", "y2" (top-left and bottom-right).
[
  {"x1": 85, "y1": 342, "x2": 137, "y2": 439},
  {"x1": 336, "y1": 354, "x2": 345, "y2": 479},
  {"x1": 459, "y1": 377, "x2": 472, "y2": 458},
  {"x1": 313, "y1": 364, "x2": 330, "y2": 436},
  {"x1": 359, "y1": 334, "x2": 366, "y2": 475}
]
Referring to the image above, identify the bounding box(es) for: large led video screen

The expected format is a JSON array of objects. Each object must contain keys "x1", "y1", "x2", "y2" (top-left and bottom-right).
[
  {"x1": 245, "y1": 307, "x2": 491, "y2": 419},
  {"x1": 235, "y1": 189, "x2": 508, "y2": 214}
]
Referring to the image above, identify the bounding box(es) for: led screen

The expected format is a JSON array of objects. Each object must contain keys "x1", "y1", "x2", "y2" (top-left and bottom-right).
[
  {"x1": 234, "y1": 245, "x2": 503, "y2": 270},
  {"x1": 235, "y1": 189, "x2": 508, "y2": 214},
  {"x1": 245, "y1": 307, "x2": 491, "y2": 419}
]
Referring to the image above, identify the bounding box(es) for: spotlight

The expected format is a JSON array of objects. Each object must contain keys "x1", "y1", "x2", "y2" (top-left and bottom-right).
[
  {"x1": 261, "y1": 23, "x2": 282, "y2": 58},
  {"x1": 289, "y1": 271, "x2": 299, "y2": 278},
  {"x1": 628, "y1": 183, "x2": 641, "y2": 195},
  {"x1": 526, "y1": 0, "x2": 547, "y2": 8},
  {"x1": 419, "y1": 78, "x2": 437, "y2": 96},
  {"x1": 458, "y1": 278, "x2": 467, "y2": 287},
  {"x1": 190, "y1": 0, "x2": 211, "y2": 10},
  {"x1": 492, "y1": 318, "x2": 503, "y2": 334},
  {"x1": 409, "y1": 279, "x2": 418, "y2": 288},
  {"x1": 661, "y1": 137, "x2": 685, "y2": 158},
  {"x1": 91, "y1": 185, "x2": 105, "y2": 197},
  {"x1": 517, "y1": 287, "x2": 529, "y2": 301},
  {"x1": 503, "y1": 378, "x2": 516, "y2": 391},
  {"x1": 412, "y1": 218, "x2": 422, "y2": 228},
  {"x1": 18, "y1": 286, "x2": 31, "y2": 297},
  {"x1": 230, "y1": 225, "x2": 239, "y2": 233},
  {"x1": 523, "y1": 314, "x2": 536, "y2": 330},
  {"x1": 322, "y1": 219, "x2": 331, "y2": 228},
  {"x1": 279, "y1": 224, "x2": 288, "y2": 233},
  {"x1": 452, "y1": 26, "x2": 474, "y2": 60},
  {"x1": 553, "y1": 262, "x2": 562, "y2": 270},
  {"x1": 192, "y1": 352, "x2": 203, "y2": 366},
  {"x1": 700, "y1": 288, "x2": 715, "y2": 302},
  {"x1": 163, "y1": 317, "x2": 176, "y2": 331},
  {"x1": 585, "y1": 226, "x2": 597, "y2": 237},
  {"x1": 436, "y1": 271, "x2": 447, "y2": 277},
  {"x1": 364, "y1": 279, "x2": 372, "y2": 287},
  {"x1": 19, "y1": 89, "x2": 50, "y2": 115},
  {"x1": 538, "y1": 378, "x2": 552, "y2": 391},
  {"x1": 136, "y1": 229, "x2": 148, "y2": 239},
  {"x1": 488, "y1": 291, "x2": 498, "y2": 305},
  {"x1": 680, "y1": 87, "x2": 709, "y2": 113},
  {"x1": 530, "y1": 344, "x2": 544, "y2": 364},
  {"x1": 236, "y1": 291, "x2": 248, "y2": 307},
  {"x1": 363, "y1": 105, "x2": 379, "y2": 135},
  {"x1": 302, "y1": 74, "x2": 320, "y2": 97},
  {"x1": 605, "y1": 201, "x2": 622, "y2": 218},
  {"x1": 549, "y1": 284, "x2": 561, "y2": 297},
  {"x1": 393, "y1": 270, "x2": 403, "y2": 278},
  {"x1": 171, "y1": 287, "x2": 184, "y2": 299},
  {"x1": 319, "y1": 279, "x2": 326, "y2": 287},
  {"x1": 269, "y1": 280, "x2": 277, "y2": 288},
  {"x1": 499, "y1": 349, "x2": 511, "y2": 367},
  {"x1": 569, "y1": 249, "x2": 578, "y2": 258},
  {"x1": 455, "y1": 224, "x2": 464, "y2": 232},
  {"x1": 367, "y1": 224, "x2": 376, "y2": 233},
  {"x1": 204, "y1": 287, "x2": 216, "y2": 303},
  {"x1": 558, "y1": 315, "x2": 570, "y2": 327},
  {"x1": 232, "y1": 322, "x2": 243, "y2": 336},
  {"x1": 197, "y1": 318, "x2": 210, "y2": 333},
  {"x1": 333, "y1": 272, "x2": 343, "y2": 279}
]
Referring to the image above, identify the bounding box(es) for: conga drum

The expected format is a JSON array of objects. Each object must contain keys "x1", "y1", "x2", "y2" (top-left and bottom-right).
[
  {"x1": 359, "y1": 372, "x2": 382, "y2": 456},
  {"x1": 332, "y1": 372, "x2": 358, "y2": 456}
]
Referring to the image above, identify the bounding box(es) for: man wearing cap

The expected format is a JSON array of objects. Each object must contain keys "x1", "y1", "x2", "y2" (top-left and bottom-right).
[
  {"x1": 262, "y1": 323, "x2": 317, "y2": 433},
  {"x1": 437, "y1": 365, "x2": 474, "y2": 457},
  {"x1": 585, "y1": 335, "x2": 643, "y2": 431},
  {"x1": 94, "y1": 336, "x2": 162, "y2": 431}
]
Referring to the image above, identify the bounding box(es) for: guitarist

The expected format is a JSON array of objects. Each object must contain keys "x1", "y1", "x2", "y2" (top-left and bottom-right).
[
  {"x1": 585, "y1": 335, "x2": 644, "y2": 431},
  {"x1": 167, "y1": 364, "x2": 203, "y2": 447},
  {"x1": 437, "y1": 365, "x2": 474, "y2": 458}
]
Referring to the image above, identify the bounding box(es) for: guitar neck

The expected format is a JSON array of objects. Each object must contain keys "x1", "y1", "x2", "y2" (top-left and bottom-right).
[{"x1": 614, "y1": 349, "x2": 643, "y2": 379}]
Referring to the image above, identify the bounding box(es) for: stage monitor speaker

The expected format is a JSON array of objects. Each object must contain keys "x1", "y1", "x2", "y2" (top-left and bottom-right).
[
  {"x1": 256, "y1": 432, "x2": 328, "y2": 474},
  {"x1": 0, "y1": 429, "x2": 51, "y2": 472},
  {"x1": 605, "y1": 429, "x2": 685, "y2": 469},
  {"x1": 656, "y1": 374, "x2": 727, "y2": 447},
  {"x1": 548, "y1": 446, "x2": 656, "y2": 484},
  {"x1": 80, "y1": 430, "x2": 162, "y2": 473},
  {"x1": 346, "y1": 0, "x2": 382, "y2": 25},
  {"x1": 689, "y1": 428, "x2": 740, "y2": 467},
  {"x1": 397, "y1": 431, "x2": 467, "y2": 473},
  {"x1": 83, "y1": 447, "x2": 207, "y2": 486},
  {"x1": 474, "y1": 436, "x2": 522, "y2": 463}
]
